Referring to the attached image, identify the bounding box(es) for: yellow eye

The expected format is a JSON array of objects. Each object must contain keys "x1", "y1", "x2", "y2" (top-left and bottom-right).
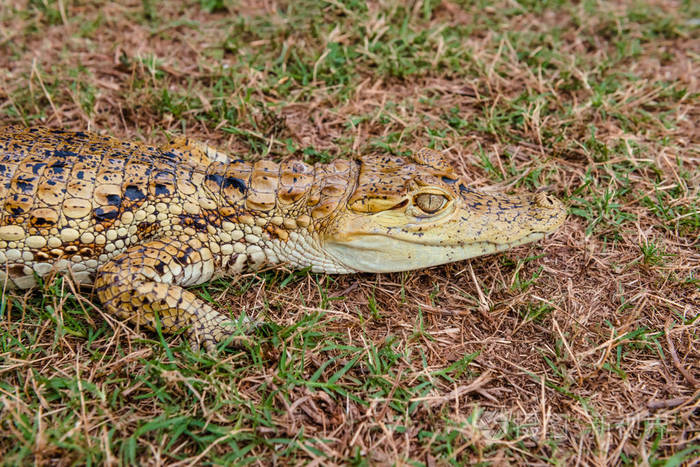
[{"x1": 414, "y1": 193, "x2": 448, "y2": 214}]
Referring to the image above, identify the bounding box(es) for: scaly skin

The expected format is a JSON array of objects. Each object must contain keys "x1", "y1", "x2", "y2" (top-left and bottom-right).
[{"x1": 0, "y1": 126, "x2": 566, "y2": 350}]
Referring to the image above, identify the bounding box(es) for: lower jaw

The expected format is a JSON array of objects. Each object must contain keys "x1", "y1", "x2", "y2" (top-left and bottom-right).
[{"x1": 323, "y1": 232, "x2": 546, "y2": 273}]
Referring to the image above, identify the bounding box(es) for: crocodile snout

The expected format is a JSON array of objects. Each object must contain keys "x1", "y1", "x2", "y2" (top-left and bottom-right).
[{"x1": 528, "y1": 192, "x2": 567, "y2": 233}]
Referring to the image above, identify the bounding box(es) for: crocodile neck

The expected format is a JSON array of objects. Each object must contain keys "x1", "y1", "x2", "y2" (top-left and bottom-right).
[{"x1": 201, "y1": 157, "x2": 360, "y2": 276}]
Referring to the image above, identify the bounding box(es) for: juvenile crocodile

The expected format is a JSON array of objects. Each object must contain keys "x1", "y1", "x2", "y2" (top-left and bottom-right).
[{"x1": 0, "y1": 125, "x2": 566, "y2": 350}]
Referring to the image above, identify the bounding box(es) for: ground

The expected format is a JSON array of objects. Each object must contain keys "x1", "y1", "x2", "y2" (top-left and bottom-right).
[{"x1": 0, "y1": 0, "x2": 698, "y2": 464}]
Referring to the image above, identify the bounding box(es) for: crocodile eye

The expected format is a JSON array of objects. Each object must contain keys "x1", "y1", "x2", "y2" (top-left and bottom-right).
[{"x1": 414, "y1": 193, "x2": 447, "y2": 214}]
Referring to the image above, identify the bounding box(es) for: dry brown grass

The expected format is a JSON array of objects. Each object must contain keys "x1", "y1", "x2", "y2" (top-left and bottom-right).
[{"x1": 0, "y1": 0, "x2": 698, "y2": 464}]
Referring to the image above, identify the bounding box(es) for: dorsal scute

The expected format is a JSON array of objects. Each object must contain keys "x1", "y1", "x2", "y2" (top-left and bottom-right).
[
  {"x1": 279, "y1": 159, "x2": 314, "y2": 205},
  {"x1": 222, "y1": 161, "x2": 250, "y2": 204},
  {"x1": 247, "y1": 160, "x2": 279, "y2": 211}
]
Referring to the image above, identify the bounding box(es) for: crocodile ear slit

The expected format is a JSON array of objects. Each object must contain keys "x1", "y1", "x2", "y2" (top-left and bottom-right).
[{"x1": 390, "y1": 199, "x2": 408, "y2": 210}]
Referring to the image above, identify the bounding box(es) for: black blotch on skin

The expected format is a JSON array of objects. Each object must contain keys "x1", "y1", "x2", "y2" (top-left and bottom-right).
[
  {"x1": 441, "y1": 176, "x2": 458, "y2": 184},
  {"x1": 15, "y1": 180, "x2": 33, "y2": 192},
  {"x1": 106, "y1": 194, "x2": 122, "y2": 207},
  {"x1": 223, "y1": 177, "x2": 246, "y2": 193},
  {"x1": 174, "y1": 246, "x2": 195, "y2": 266},
  {"x1": 31, "y1": 163, "x2": 46, "y2": 175},
  {"x1": 179, "y1": 215, "x2": 208, "y2": 232},
  {"x1": 53, "y1": 150, "x2": 78, "y2": 160},
  {"x1": 136, "y1": 222, "x2": 160, "y2": 241},
  {"x1": 124, "y1": 185, "x2": 146, "y2": 201},
  {"x1": 458, "y1": 184, "x2": 473, "y2": 195},
  {"x1": 154, "y1": 184, "x2": 169, "y2": 196},
  {"x1": 94, "y1": 206, "x2": 119, "y2": 221},
  {"x1": 206, "y1": 173, "x2": 224, "y2": 187},
  {"x1": 154, "y1": 262, "x2": 166, "y2": 275},
  {"x1": 48, "y1": 160, "x2": 67, "y2": 173},
  {"x1": 31, "y1": 215, "x2": 54, "y2": 227}
]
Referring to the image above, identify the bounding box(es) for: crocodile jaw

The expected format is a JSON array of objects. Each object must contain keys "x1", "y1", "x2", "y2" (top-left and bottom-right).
[{"x1": 323, "y1": 231, "x2": 547, "y2": 273}]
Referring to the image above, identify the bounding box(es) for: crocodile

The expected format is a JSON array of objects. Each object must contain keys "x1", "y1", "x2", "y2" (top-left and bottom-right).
[{"x1": 0, "y1": 125, "x2": 566, "y2": 351}]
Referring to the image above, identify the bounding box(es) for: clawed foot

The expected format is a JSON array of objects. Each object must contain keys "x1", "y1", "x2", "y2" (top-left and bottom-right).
[{"x1": 186, "y1": 313, "x2": 262, "y2": 353}]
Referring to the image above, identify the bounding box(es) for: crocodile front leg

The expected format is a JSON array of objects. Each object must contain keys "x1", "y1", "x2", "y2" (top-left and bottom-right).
[{"x1": 94, "y1": 238, "x2": 240, "y2": 352}]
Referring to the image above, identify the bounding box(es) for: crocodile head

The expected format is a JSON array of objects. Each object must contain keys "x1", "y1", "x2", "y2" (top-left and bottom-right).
[{"x1": 323, "y1": 149, "x2": 566, "y2": 273}]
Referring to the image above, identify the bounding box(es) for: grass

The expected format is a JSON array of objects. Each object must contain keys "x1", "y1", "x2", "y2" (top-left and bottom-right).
[{"x1": 1, "y1": 0, "x2": 698, "y2": 464}]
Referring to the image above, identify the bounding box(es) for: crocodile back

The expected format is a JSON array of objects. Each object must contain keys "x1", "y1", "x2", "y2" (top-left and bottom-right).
[
  {"x1": 0, "y1": 126, "x2": 205, "y2": 288},
  {"x1": 0, "y1": 126, "x2": 360, "y2": 288}
]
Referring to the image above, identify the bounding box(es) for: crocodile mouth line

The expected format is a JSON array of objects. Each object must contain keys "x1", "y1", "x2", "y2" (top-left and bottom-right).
[
  {"x1": 332, "y1": 229, "x2": 549, "y2": 247},
  {"x1": 326, "y1": 230, "x2": 547, "y2": 253}
]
